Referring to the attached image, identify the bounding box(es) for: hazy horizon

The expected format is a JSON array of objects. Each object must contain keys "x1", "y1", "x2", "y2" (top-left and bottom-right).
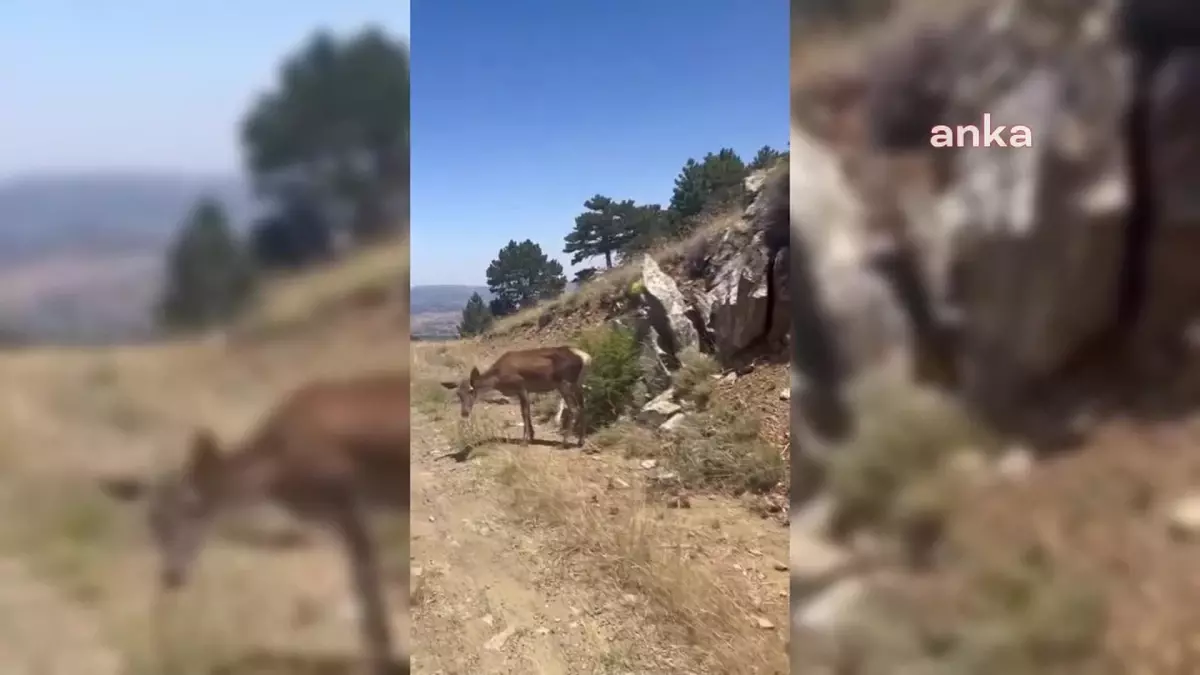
[{"x1": 0, "y1": 1, "x2": 410, "y2": 179}]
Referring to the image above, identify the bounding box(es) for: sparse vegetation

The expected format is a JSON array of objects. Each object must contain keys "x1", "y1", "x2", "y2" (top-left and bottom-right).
[
  {"x1": 661, "y1": 403, "x2": 784, "y2": 494},
  {"x1": 672, "y1": 347, "x2": 720, "y2": 408},
  {"x1": 240, "y1": 237, "x2": 407, "y2": 335},
  {"x1": 826, "y1": 379, "x2": 996, "y2": 538},
  {"x1": 494, "y1": 450, "x2": 787, "y2": 674}
]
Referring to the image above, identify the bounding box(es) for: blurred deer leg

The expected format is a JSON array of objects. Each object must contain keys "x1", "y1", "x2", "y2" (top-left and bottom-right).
[{"x1": 336, "y1": 499, "x2": 394, "y2": 675}]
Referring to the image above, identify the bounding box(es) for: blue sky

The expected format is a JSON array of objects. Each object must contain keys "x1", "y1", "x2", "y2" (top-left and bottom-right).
[
  {"x1": 0, "y1": 1, "x2": 410, "y2": 177},
  {"x1": 411, "y1": 1, "x2": 788, "y2": 286}
]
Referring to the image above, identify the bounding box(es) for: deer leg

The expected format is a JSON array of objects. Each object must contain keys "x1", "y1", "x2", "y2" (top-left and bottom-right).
[
  {"x1": 555, "y1": 383, "x2": 574, "y2": 448},
  {"x1": 517, "y1": 391, "x2": 533, "y2": 444},
  {"x1": 334, "y1": 498, "x2": 395, "y2": 675},
  {"x1": 572, "y1": 381, "x2": 586, "y2": 447}
]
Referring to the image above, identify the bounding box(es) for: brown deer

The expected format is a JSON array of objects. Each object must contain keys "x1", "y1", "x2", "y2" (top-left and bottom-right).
[
  {"x1": 106, "y1": 372, "x2": 410, "y2": 675},
  {"x1": 440, "y1": 346, "x2": 591, "y2": 447}
]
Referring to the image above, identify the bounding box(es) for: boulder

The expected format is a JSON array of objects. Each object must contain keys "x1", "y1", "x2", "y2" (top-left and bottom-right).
[
  {"x1": 637, "y1": 389, "x2": 681, "y2": 427},
  {"x1": 936, "y1": 60, "x2": 1129, "y2": 414},
  {"x1": 707, "y1": 229, "x2": 773, "y2": 360},
  {"x1": 641, "y1": 256, "x2": 699, "y2": 363}
]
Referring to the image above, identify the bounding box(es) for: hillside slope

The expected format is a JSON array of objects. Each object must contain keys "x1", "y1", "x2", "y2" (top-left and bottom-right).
[
  {"x1": 408, "y1": 166, "x2": 792, "y2": 673},
  {"x1": 0, "y1": 240, "x2": 411, "y2": 674}
]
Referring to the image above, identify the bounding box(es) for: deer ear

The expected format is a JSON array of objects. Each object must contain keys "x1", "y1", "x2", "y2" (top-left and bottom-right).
[
  {"x1": 469, "y1": 367, "x2": 481, "y2": 387},
  {"x1": 186, "y1": 429, "x2": 222, "y2": 485},
  {"x1": 440, "y1": 381, "x2": 458, "y2": 390}
]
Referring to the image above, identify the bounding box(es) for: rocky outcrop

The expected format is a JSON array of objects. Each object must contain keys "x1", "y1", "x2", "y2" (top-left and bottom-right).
[
  {"x1": 787, "y1": 3, "x2": 1200, "y2": 668},
  {"x1": 640, "y1": 256, "x2": 699, "y2": 367},
  {"x1": 707, "y1": 227, "x2": 773, "y2": 360},
  {"x1": 790, "y1": 0, "x2": 1200, "y2": 424},
  {"x1": 615, "y1": 164, "x2": 792, "y2": 426}
]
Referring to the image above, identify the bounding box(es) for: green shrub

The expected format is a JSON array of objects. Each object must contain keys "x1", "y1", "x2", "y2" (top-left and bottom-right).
[
  {"x1": 827, "y1": 381, "x2": 994, "y2": 533},
  {"x1": 576, "y1": 325, "x2": 642, "y2": 431}
]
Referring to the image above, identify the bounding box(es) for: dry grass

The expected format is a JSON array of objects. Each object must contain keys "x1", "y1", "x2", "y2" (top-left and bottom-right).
[
  {"x1": 796, "y1": 555, "x2": 1108, "y2": 674},
  {"x1": 531, "y1": 394, "x2": 561, "y2": 423},
  {"x1": 591, "y1": 403, "x2": 784, "y2": 497},
  {"x1": 826, "y1": 377, "x2": 999, "y2": 541},
  {"x1": 238, "y1": 237, "x2": 408, "y2": 337},
  {"x1": 494, "y1": 450, "x2": 787, "y2": 674},
  {"x1": 671, "y1": 347, "x2": 721, "y2": 408},
  {"x1": 0, "y1": 236, "x2": 412, "y2": 673},
  {"x1": 665, "y1": 404, "x2": 785, "y2": 496}
]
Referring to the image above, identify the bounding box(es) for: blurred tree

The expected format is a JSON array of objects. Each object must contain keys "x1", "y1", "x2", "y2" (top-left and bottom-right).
[
  {"x1": 241, "y1": 27, "x2": 410, "y2": 247},
  {"x1": 158, "y1": 197, "x2": 257, "y2": 329},
  {"x1": 488, "y1": 296, "x2": 517, "y2": 318},
  {"x1": 248, "y1": 192, "x2": 333, "y2": 269}
]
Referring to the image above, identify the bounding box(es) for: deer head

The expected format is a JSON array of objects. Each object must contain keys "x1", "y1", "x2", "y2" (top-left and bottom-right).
[
  {"x1": 440, "y1": 366, "x2": 483, "y2": 419},
  {"x1": 145, "y1": 429, "x2": 226, "y2": 590}
]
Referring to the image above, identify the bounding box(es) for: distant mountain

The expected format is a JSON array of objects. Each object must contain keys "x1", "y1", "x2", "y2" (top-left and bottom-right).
[
  {"x1": 411, "y1": 285, "x2": 491, "y2": 314},
  {"x1": 0, "y1": 172, "x2": 257, "y2": 267},
  {"x1": 0, "y1": 171, "x2": 258, "y2": 343},
  {"x1": 410, "y1": 285, "x2": 491, "y2": 339}
]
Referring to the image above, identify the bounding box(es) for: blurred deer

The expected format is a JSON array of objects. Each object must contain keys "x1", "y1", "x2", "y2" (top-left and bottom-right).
[{"x1": 108, "y1": 372, "x2": 410, "y2": 675}]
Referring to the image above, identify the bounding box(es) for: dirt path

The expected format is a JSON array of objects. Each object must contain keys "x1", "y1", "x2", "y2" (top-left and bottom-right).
[
  {"x1": 409, "y1": 418, "x2": 612, "y2": 674},
  {"x1": 408, "y1": 391, "x2": 789, "y2": 675}
]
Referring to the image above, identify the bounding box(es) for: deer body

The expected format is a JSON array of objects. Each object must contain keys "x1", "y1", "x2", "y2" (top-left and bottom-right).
[
  {"x1": 442, "y1": 346, "x2": 591, "y2": 447},
  {"x1": 138, "y1": 372, "x2": 409, "y2": 675}
]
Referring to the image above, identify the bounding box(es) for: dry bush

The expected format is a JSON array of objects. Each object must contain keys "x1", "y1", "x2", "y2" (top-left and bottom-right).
[
  {"x1": 662, "y1": 403, "x2": 784, "y2": 495},
  {"x1": 929, "y1": 555, "x2": 1108, "y2": 674},
  {"x1": 411, "y1": 378, "x2": 452, "y2": 418},
  {"x1": 450, "y1": 414, "x2": 507, "y2": 456},
  {"x1": 494, "y1": 452, "x2": 787, "y2": 674},
  {"x1": 671, "y1": 347, "x2": 720, "y2": 408},
  {"x1": 586, "y1": 402, "x2": 782, "y2": 496},
  {"x1": 590, "y1": 419, "x2": 658, "y2": 457},
  {"x1": 798, "y1": 554, "x2": 1108, "y2": 674}
]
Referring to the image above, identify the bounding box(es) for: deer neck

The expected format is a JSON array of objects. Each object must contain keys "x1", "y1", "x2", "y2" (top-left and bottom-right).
[
  {"x1": 214, "y1": 449, "x2": 279, "y2": 511},
  {"x1": 473, "y1": 368, "x2": 503, "y2": 393}
]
